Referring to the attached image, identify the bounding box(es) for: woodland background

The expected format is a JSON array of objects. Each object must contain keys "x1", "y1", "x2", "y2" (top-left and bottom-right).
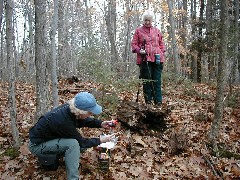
[{"x1": 0, "y1": 0, "x2": 239, "y2": 179}]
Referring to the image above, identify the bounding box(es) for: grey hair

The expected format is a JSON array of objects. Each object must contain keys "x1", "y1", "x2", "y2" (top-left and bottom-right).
[
  {"x1": 142, "y1": 10, "x2": 154, "y2": 22},
  {"x1": 68, "y1": 98, "x2": 89, "y2": 115}
]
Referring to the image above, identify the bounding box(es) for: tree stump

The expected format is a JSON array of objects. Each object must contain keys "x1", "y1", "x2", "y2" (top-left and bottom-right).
[{"x1": 116, "y1": 100, "x2": 171, "y2": 135}]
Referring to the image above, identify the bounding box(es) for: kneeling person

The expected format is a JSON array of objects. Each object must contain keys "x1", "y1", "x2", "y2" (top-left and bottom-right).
[{"x1": 28, "y1": 92, "x2": 114, "y2": 180}]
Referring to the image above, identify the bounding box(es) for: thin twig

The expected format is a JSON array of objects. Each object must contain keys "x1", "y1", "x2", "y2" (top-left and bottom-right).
[{"x1": 202, "y1": 155, "x2": 220, "y2": 177}]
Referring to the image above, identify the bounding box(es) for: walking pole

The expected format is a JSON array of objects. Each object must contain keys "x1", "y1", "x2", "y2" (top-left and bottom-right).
[
  {"x1": 136, "y1": 65, "x2": 142, "y2": 103},
  {"x1": 136, "y1": 39, "x2": 146, "y2": 103}
]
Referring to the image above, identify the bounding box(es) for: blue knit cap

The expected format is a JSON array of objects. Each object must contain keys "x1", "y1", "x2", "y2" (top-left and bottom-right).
[{"x1": 74, "y1": 92, "x2": 102, "y2": 115}]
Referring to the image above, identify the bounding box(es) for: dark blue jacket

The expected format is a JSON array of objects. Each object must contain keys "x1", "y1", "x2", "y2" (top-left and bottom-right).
[{"x1": 29, "y1": 103, "x2": 102, "y2": 148}]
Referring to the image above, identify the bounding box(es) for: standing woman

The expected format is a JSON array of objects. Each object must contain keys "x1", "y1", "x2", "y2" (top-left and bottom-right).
[{"x1": 131, "y1": 10, "x2": 166, "y2": 106}]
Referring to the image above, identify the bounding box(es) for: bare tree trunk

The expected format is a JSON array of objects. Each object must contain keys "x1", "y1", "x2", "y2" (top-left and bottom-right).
[
  {"x1": 230, "y1": 0, "x2": 239, "y2": 84},
  {"x1": 196, "y1": 0, "x2": 204, "y2": 83},
  {"x1": 58, "y1": 0, "x2": 65, "y2": 77},
  {"x1": 12, "y1": 1, "x2": 19, "y2": 78},
  {"x1": 167, "y1": 0, "x2": 179, "y2": 74},
  {"x1": 50, "y1": 0, "x2": 59, "y2": 108},
  {"x1": 0, "y1": 0, "x2": 3, "y2": 32},
  {"x1": 206, "y1": 0, "x2": 216, "y2": 81},
  {"x1": 105, "y1": 0, "x2": 118, "y2": 66},
  {"x1": 123, "y1": 0, "x2": 132, "y2": 75},
  {"x1": 34, "y1": 0, "x2": 48, "y2": 121},
  {"x1": 26, "y1": 1, "x2": 35, "y2": 77},
  {"x1": 5, "y1": 0, "x2": 20, "y2": 148},
  {"x1": 19, "y1": 1, "x2": 35, "y2": 80},
  {"x1": 69, "y1": 3, "x2": 77, "y2": 75},
  {"x1": 236, "y1": 0, "x2": 240, "y2": 83},
  {"x1": 84, "y1": 0, "x2": 92, "y2": 49},
  {"x1": 190, "y1": 0, "x2": 197, "y2": 82},
  {"x1": 0, "y1": 26, "x2": 3, "y2": 79},
  {"x1": 182, "y1": 0, "x2": 188, "y2": 77},
  {"x1": 208, "y1": 0, "x2": 229, "y2": 147},
  {"x1": 57, "y1": 1, "x2": 72, "y2": 78},
  {"x1": 19, "y1": 10, "x2": 27, "y2": 77},
  {"x1": 160, "y1": 3, "x2": 165, "y2": 34}
]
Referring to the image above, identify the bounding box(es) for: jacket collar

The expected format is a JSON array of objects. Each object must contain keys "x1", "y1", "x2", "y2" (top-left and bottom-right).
[{"x1": 143, "y1": 24, "x2": 152, "y2": 29}]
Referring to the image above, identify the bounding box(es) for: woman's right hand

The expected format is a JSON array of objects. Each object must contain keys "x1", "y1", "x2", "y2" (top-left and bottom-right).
[{"x1": 139, "y1": 49, "x2": 146, "y2": 54}]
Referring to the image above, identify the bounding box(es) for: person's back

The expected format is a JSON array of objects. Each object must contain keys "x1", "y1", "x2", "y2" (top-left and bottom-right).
[{"x1": 29, "y1": 104, "x2": 71, "y2": 144}]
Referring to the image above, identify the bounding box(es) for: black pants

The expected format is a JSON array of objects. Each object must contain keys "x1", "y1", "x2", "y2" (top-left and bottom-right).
[{"x1": 140, "y1": 61, "x2": 163, "y2": 104}]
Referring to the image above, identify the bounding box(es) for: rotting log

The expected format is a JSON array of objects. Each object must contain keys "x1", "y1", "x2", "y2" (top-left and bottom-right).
[
  {"x1": 116, "y1": 100, "x2": 172, "y2": 135},
  {"x1": 58, "y1": 88, "x2": 83, "y2": 95}
]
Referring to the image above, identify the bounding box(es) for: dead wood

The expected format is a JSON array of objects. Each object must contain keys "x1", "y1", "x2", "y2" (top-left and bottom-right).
[
  {"x1": 58, "y1": 88, "x2": 83, "y2": 95},
  {"x1": 168, "y1": 128, "x2": 188, "y2": 155},
  {"x1": 116, "y1": 100, "x2": 172, "y2": 135},
  {"x1": 203, "y1": 155, "x2": 224, "y2": 179}
]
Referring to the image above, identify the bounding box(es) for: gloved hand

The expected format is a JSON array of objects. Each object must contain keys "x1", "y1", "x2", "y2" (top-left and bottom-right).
[
  {"x1": 139, "y1": 49, "x2": 146, "y2": 55},
  {"x1": 100, "y1": 134, "x2": 116, "y2": 143}
]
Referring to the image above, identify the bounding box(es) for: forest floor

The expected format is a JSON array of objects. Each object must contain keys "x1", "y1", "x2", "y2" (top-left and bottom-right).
[{"x1": 0, "y1": 77, "x2": 240, "y2": 180}]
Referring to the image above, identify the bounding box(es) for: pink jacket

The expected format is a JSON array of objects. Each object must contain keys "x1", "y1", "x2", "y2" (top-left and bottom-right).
[{"x1": 131, "y1": 25, "x2": 166, "y2": 64}]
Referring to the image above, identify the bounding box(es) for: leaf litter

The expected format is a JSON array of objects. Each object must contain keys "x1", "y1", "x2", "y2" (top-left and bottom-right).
[{"x1": 0, "y1": 79, "x2": 239, "y2": 179}]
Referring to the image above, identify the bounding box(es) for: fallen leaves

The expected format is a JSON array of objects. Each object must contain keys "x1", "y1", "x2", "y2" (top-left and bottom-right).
[
  {"x1": 129, "y1": 164, "x2": 143, "y2": 177},
  {"x1": 19, "y1": 144, "x2": 31, "y2": 155},
  {"x1": 132, "y1": 134, "x2": 148, "y2": 148},
  {"x1": 0, "y1": 79, "x2": 239, "y2": 179}
]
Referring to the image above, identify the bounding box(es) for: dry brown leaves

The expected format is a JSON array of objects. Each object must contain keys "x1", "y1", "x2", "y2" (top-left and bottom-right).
[{"x1": 0, "y1": 79, "x2": 239, "y2": 179}]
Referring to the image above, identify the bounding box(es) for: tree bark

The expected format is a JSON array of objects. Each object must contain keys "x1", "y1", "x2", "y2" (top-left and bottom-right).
[
  {"x1": 0, "y1": 26, "x2": 3, "y2": 79},
  {"x1": 197, "y1": 0, "x2": 204, "y2": 83},
  {"x1": 27, "y1": 1, "x2": 35, "y2": 76},
  {"x1": 123, "y1": 0, "x2": 132, "y2": 75},
  {"x1": 58, "y1": 0, "x2": 65, "y2": 77},
  {"x1": 5, "y1": 0, "x2": 20, "y2": 148},
  {"x1": 190, "y1": 0, "x2": 197, "y2": 82},
  {"x1": 0, "y1": 0, "x2": 3, "y2": 32},
  {"x1": 208, "y1": 0, "x2": 229, "y2": 147},
  {"x1": 34, "y1": 0, "x2": 48, "y2": 121},
  {"x1": 105, "y1": 0, "x2": 118, "y2": 66},
  {"x1": 50, "y1": 0, "x2": 59, "y2": 108},
  {"x1": 206, "y1": 0, "x2": 216, "y2": 81},
  {"x1": 231, "y1": 0, "x2": 239, "y2": 84},
  {"x1": 236, "y1": 0, "x2": 240, "y2": 83},
  {"x1": 167, "y1": 0, "x2": 179, "y2": 74},
  {"x1": 181, "y1": 0, "x2": 188, "y2": 77},
  {"x1": 84, "y1": 0, "x2": 92, "y2": 49}
]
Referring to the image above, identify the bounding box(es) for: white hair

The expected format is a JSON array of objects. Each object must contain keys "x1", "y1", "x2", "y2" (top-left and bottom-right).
[
  {"x1": 142, "y1": 10, "x2": 154, "y2": 23},
  {"x1": 68, "y1": 98, "x2": 88, "y2": 115}
]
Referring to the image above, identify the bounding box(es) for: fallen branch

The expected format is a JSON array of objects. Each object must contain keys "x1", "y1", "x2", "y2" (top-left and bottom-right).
[
  {"x1": 202, "y1": 155, "x2": 224, "y2": 180},
  {"x1": 58, "y1": 88, "x2": 83, "y2": 94}
]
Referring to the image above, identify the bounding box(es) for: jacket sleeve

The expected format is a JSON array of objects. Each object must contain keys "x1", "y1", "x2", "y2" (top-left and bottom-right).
[
  {"x1": 58, "y1": 122, "x2": 101, "y2": 148},
  {"x1": 78, "y1": 117, "x2": 102, "y2": 128},
  {"x1": 131, "y1": 28, "x2": 141, "y2": 53},
  {"x1": 158, "y1": 30, "x2": 166, "y2": 53}
]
